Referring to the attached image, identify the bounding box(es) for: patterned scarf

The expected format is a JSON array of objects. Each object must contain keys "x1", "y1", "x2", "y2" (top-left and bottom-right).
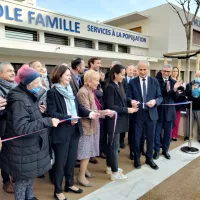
[
  {"x1": 0, "y1": 78, "x2": 17, "y2": 89},
  {"x1": 0, "y1": 78, "x2": 17, "y2": 97}
]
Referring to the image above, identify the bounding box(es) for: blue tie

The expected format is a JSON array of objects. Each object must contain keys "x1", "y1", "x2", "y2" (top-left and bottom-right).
[{"x1": 142, "y1": 78, "x2": 147, "y2": 109}]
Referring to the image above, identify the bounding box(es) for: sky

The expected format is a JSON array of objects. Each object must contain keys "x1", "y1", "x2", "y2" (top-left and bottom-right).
[{"x1": 37, "y1": 0, "x2": 181, "y2": 22}]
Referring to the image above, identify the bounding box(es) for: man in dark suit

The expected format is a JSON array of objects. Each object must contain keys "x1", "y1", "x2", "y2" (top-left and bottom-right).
[
  {"x1": 123, "y1": 64, "x2": 138, "y2": 94},
  {"x1": 70, "y1": 57, "x2": 85, "y2": 95},
  {"x1": 121, "y1": 64, "x2": 138, "y2": 150},
  {"x1": 127, "y1": 61, "x2": 163, "y2": 170},
  {"x1": 154, "y1": 64, "x2": 180, "y2": 160}
]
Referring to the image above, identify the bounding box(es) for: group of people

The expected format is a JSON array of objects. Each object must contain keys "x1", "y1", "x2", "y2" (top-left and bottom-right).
[{"x1": 0, "y1": 57, "x2": 200, "y2": 200}]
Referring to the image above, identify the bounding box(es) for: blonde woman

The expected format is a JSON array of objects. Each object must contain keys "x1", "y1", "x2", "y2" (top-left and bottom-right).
[{"x1": 77, "y1": 70, "x2": 114, "y2": 187}]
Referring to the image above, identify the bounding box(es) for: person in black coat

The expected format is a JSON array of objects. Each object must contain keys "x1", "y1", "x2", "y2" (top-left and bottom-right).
[
  {"x1": 46, "y1": 65, "x2": 99, "y2": 200},
  {"x1": 154, "y1": 64, "x2": 181, "y2": 160},
  {"x1": 70, "y1": 57, "x2": 85, "y2": 95},
  {"x1": 127, "y1": 61, "x2": 163, "y2": 170},
  {"x1": 121, "y1": 64, "x2": 139, "y2": 152},
  {"x1": 185, "y1": 71, "x2": 200, "y2": 141},
  {"x1": 0, "y1": 65, "x2": 60, "y2": 200},
  {"x1": 0, "y1": 96, "x2": 6, "y2": 111},
  {"x1": 104, "y1": 64, "x2": 138, "y2": 181}
]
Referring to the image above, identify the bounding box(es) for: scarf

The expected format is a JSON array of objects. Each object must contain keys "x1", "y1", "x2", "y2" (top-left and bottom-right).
[
  {"x1": 0, "y1": 78, "x2": 17, "y2": 97},
  {"x1": 94, "y1": 90, "x2": 102, "y2": 110},
  {"x1": 54, "y1": 83, "x2": 77, "y2": 116}
]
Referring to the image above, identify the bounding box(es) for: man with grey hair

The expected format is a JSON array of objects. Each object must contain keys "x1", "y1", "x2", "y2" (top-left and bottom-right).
[
  {"x1": 105, "y1": 61, "x2": 121, "y2": 80},
  {"x1": 127, "y1": 60, "x2": 163, "y2": 170},
  {"x1": 0, "y1": 62, "x2": 17, "y2": 193},
  {"x1": 154, "y1": 64, "x2": 181, "y2": 160},
  {"x1": 111, "y1": 60, "x2": 121, "y2": 68}
]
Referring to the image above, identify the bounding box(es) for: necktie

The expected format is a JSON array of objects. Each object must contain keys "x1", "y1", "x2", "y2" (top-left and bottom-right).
[{"x1": 142, "y1": 78, "x2": 147, "y2": 109}]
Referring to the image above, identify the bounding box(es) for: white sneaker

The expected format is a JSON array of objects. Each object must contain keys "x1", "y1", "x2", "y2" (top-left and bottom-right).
[
  {"x1": 106, "y1": 167, "x2": 123, "y2": 175},
  {"x1": 110, "y1": 172, "x2": 128, "y2": 182}
]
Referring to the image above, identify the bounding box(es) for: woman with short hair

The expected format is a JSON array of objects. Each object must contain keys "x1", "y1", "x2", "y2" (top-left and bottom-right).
[{"x1": 77, "y1": 70, "x2": 114, "y2": 187}]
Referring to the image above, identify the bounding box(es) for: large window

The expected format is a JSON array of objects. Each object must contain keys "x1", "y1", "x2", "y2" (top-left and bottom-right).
[
  {"x1": 118, "y1": 45, "x2": 130, "y2": 53},
  {"x1": 5, "y1": 26, "x2": 38, "y2": 41},
  {"x1": 193, "y1": 30, "x2": 200, "y2": 45},
  {"x1": 45, "y1": 64, "x2": 56, "y2": 75},
  {"x1": 11, "y1": 63, "x2": 23, "y2": 72},
  {"x1": 99, "y1": 42, "x2": 114, "y2": 51},
  {"x1": 74, "y1": 38, "x2": 94, "y2": 49},
  {"x1": 45, "y1": 33, "x2": 69, "y2": 46}
]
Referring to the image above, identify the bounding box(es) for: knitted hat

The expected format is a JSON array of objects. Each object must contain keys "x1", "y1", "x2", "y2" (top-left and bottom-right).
[{"x1": 16, "y1": 64, "x2": 40, "y2": 86}]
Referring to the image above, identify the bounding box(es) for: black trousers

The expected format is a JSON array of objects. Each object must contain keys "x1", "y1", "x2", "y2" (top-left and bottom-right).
[
  {"x1": 133, "y1": 110, "x2": 156, "y2": 160},
  {"x1": 120, "y1": 117, "x2": 145, "y2": 152},
  {"x1": 52, "y1": 126, "x2": 80, "y2": 193},
  {"x1": 106, "y1": 133, "x2": 120, "y2": 172},
  {"x1": 100, "y1": 120, "x2": 107, "y2": 154}
]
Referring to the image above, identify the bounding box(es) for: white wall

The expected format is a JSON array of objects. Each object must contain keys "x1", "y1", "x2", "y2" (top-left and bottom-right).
[
  {"x1": 115, "y1": 4, "x2": 172, "y2": 58},
  {"x1": 0, "y1": 0, "x2": 149, "y2": 48}
]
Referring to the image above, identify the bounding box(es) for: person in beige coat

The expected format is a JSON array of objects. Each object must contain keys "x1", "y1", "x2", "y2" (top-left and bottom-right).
[{"x1": 77, "y1": 70, "x2": 114, "y2": 187}]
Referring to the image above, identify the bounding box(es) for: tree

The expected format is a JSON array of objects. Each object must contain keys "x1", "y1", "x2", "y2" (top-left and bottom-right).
[{"x1": 167, "y1": 0, "x2": 200, "y2": 82}]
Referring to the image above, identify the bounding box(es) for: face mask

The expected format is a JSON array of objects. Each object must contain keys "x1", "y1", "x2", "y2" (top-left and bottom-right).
[
  {"x1": 29, "y1": 87, "x2": 41, "y2": 95},
  {"x1": 195, "y1": 78, "x2": 200, "y2": 83},
  {"x1": 192, "y1": 88, "x2": 200, "y2": 98},
  {"x1": 41, "y1": 74, "x2": 47, "y2": 78}
]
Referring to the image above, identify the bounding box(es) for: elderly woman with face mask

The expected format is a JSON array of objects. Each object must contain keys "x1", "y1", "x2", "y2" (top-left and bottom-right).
[{"x1": 0, "y1": 65, "x2": 60, "y2": 200}]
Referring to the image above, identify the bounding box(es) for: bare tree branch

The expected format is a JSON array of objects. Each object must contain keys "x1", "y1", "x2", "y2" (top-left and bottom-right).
[
  {"x1": 187, "y1": 0, "x2": 191, "y2": 21},
  {"x1": 192, "y1": 4, "x2": 200, "y2": 22},
  {"x1": 181, "y1": 1, "x2": 189, "y2": 23},
  {"x1": 167, "y1": 0, "x2": 185, "y2": 26}
]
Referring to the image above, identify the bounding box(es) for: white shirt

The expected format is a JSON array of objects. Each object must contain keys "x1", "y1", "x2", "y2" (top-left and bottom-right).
[
  {"x1": 126, "y1": 76, "x2": 132, "y2": 83},
  {"x1": 139, "y1": 76, "x2": 148, "y2": 108},
  {"x1": 139, "y1": 76, "x2": 148, "y2": 96}
]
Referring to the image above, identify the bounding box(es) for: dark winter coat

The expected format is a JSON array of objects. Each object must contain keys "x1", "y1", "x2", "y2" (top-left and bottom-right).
[
  {"x1": 1, "y1": 83, "x2": 53, "y2": 180},
  {"x1": 156, "y1": 76, "x2": 179, "y2": 121},
  {"x1": 104, "y1": 82, "x2": 129, "y2": 134}
]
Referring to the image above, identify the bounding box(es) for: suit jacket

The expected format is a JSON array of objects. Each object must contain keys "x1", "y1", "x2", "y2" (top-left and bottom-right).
[
  {"x1": 156, "y1": 76, "x2": 178, "y2": 121},
  {"x1": 127, "y1": 76, "x2": 163, "y2": 122},
  {"x1": 70, "y1": 72, "x2": 83, "y2": 96},
  {"x1": 123, "y1": 77, "x2": 129, "y2": 95},
  {"x1": 46, "y1": 87, "x2": 90, "y2": 143},
  {"x1": 104, "y1": 82, "x2": 129, "y2": 133},
  {"x1": 77, "y1": 85, "x2": 105, "y2": 136}
]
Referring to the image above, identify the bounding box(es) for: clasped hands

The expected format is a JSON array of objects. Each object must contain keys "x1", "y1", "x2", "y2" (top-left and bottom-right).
[
  {"x1": 131, "y1": 99, "x2": 156, "y2": 109},
  {"x1": 71, "y1": 109, "x2": 115, "y2": 125}
]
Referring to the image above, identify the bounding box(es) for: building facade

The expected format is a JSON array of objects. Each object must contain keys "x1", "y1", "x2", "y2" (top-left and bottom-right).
[
  {"x1": 0, "y1": 0, "x2": 155, "y2": 74},
  {"x1": 104, "y1": 3, "x2": 200, "y2": 81},
  {"x1": 0, "y1": 0, "x2": 199, "y2": 81}
]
